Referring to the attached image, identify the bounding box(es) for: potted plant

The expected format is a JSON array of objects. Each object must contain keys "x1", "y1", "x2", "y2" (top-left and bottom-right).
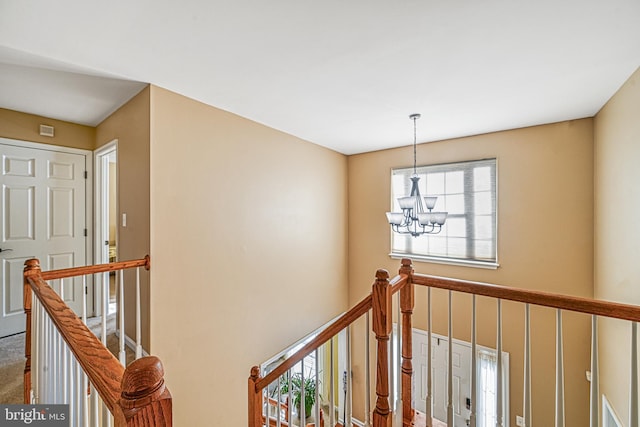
[{"x1": 280, "y1": 372, "x2": 317, "y2": 419}]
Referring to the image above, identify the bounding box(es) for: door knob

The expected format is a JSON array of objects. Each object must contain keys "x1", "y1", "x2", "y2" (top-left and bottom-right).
[{"x1": 0, "y1": 248, "x2": 13, "y2": 253}]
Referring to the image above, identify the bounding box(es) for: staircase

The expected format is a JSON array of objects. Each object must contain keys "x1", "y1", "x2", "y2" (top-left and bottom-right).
[
  {"x1": 248, "y1": 258, "x2": 640, "y2": 427},
  {"x1": 23, "y1": 256, "x2": 172, "y2": 427}
]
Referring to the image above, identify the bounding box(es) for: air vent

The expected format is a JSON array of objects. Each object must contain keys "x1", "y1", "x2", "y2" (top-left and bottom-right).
[{"x1": 39, "y1": 124, "x2": 54, "y2": 137}]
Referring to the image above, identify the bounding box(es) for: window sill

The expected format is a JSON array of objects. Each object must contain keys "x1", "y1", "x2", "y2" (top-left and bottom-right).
[{"x1": 389, "y1": 252, "x2": 500, "y2": 270}]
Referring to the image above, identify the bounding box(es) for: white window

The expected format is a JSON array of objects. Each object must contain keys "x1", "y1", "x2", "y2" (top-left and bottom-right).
[{"x1": 389, "y1": 158, "x2": 497, "y2": 267}]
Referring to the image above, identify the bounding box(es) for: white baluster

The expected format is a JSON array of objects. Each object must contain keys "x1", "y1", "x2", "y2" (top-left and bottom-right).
[
  {"x1": 470, "y1": 295, "x2": 477, "y2": 427},
  {"x1": 81, "y1": 275, "x2": 87, "y2": 324},
  {"x1": 447, "y1": 290, "x2": 454, "y2": 427},
  {"x1": 118, "y1": 269, "x2": 126, "y2": 365},
  {"x1": 136, "y1": 267, "x2": 143, "y2": 359},
  {"x1": 524, "y1": 304, "x2": 531, "y2": 427},
  {"x1": 365, "y1": 311, "x2": 372, "y2": 427},
  {"x1": 51, "y1": 321, "x2": 58, "y2": 401},
  {"x1": 32, "y1": 297, "x2": 39, "y2": 404},
  {"x1": 556, "y1": 309, "x2": 565, "y2": 427},
  {"x1": 631, "y1": 322, "x2": 638, "y2": 427},
  {"x1": 298, "y1": 359, "x2": 305, "y2": 423},
  {"x1": 396, "y1": 294, "x2": 402, "y2": 424},
  {"x1": 497, "y1": 299, "x2": 503, "y2": 427},
  {"x1": 102, "y1": 272, "x2": 108, "y2": 346},
  {"x1": 91, "y1": 383, "x2": 99, "y2": 427},
  {"x1": 61, "y1": 333, "x2": 67, "y2": 404},
  {"x1": 348, "y1": 325, "x2": 354, "y2": 426},
  {"x1": 67, "y1": 347, "x2": 75, "y2": 427},
  {"x1": 590, "y1": 315, "x2": 599, "y2": 427},
  {"x1": 277, "y1": 374, "x2": 282, "y2": 427},
  {"x1": 315, "y1": 348, "x2": 320, "y2": 427},
  {"x1": 288, "y1": 369, "x2": 293, "y2": 424},
  {"x1": 330, "y1": 338, "x2": 335, "y2": 427},
  {"x1": 40, "y1": 307, "x2": 48, "y2": 403},
  {"x1": 426, "y1": 287, "x2": 433, "y2": 427}
]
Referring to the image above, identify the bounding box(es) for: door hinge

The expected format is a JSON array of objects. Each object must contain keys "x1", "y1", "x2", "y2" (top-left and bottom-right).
[
  {"x1": 84, "y1": 228, "x2": 87, "y2": 237},
  {"x1": 84, "y1": 171, "x2": 88, "y2": 179},
  {"x1": 85, "y1": 285, "x2": 88, "y2": 295}
]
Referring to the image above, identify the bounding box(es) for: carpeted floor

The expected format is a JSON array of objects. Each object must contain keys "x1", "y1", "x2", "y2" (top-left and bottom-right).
[
  {"x1": 0, "y1": 332, "x2": 25, "y2": 403},
  {"x1": 0, "y1": 313, "x2": 133, "y2": 404}
]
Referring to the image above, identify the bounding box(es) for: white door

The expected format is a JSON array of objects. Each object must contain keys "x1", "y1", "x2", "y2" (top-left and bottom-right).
[
  {"x1": 413, "y1": 330, "x2": 510, "y2": 427},
  {"x1": 413, "y1": 331, "x2": 472, "y2": 427},
  {"x1": 0, "y1": 140, "x2": 88, "y2": 337}
]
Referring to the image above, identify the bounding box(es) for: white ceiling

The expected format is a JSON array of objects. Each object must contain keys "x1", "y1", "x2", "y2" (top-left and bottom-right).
[{"x1": 1, "y1": 1, "x2": 638, "y2": 155}]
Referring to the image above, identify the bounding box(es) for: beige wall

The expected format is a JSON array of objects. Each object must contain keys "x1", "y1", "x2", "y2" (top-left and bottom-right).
[
  {"x1": 0, "y1": 108, "x2": 95, "y2": 150},
  {"x1": 96, "y1": 86, "x2": 151, "y2": 350},
  {"x1": 594, "y1": 66, "x2": 640, "y2": 422},
  {"x1": 348, "y1": 119, "x2": 594, "y2": 426},
  {"x1": 148, "y1": 86, "x2": 349, "y2": 426}
]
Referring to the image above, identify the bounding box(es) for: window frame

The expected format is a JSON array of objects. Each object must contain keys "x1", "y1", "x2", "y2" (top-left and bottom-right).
[{"x1": 388, "y1": 158, "x2": 499, "y2": 269}]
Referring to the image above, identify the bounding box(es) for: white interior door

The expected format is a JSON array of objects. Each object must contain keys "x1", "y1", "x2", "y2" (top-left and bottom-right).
[
  {"x1": 413, "y1": 331, "x2": 472, "y2": 427},
  {"x1": 1, "y1": 140, "x2": 88, "y2": 337}
]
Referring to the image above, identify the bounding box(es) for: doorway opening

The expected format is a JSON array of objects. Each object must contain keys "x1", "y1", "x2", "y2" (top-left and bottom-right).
[{"x1": 95, "y1": 141, "x2": 117, "y2": 316}]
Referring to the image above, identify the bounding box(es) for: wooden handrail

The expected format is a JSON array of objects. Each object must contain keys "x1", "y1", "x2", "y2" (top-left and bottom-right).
[
  {"x1": 23, "y1": 258, "x2": 171, "y2": 426},
  {"x1": 256, "y1": 294, "x2": 373, "y2": 391},
  {"x1": 412, "y1": 272, "x2": 640, "y2": 322},
  {"x1": 40, "y1": 255, "x2": 150, "y2": 281},
  {"x1": 254, "y1": 270, "x2": 408, "y2": 393}
]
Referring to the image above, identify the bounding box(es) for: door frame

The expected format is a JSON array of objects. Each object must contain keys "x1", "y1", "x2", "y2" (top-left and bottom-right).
[
  {"x1": 0, "y1": 136, "x2": 94, "y2": 315},
  {"x1": 93, "y1": 139, "x2": 117, "y2": 317}
]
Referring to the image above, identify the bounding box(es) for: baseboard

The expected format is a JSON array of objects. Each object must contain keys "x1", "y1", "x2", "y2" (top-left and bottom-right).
[{"x1": 114, "y1": 331, "x2": 149, "y2": 357}]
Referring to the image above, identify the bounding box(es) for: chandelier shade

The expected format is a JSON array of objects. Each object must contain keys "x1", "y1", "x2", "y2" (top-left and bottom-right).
[{"x1": 386, "y1": 114, "x2": 447, "y2": 237}]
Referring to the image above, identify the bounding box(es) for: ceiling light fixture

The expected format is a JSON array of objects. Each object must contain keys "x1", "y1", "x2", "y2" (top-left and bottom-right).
[{"x1": 386, "y1": 114, "x2": 447, "y2": 237}]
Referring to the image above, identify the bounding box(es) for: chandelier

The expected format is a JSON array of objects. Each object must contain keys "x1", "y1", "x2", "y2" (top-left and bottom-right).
[{"x1": 386, "y1": 114, "x2": 448, "y2": 237}]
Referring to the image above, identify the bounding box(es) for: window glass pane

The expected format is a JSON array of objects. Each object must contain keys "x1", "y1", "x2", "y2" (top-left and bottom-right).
[
  {"x1": 445, "y1": 217, "x2": 466, "y2": 238},
  {"x1": 429, "y1": 236, "x2": 447, "y2": 256},
  {"x1": 446, "y1": 171, "x2": 464, "y2": 194},
  {"x1": 475, "y1": 215, "x2": 493, "y2": 240},
  {"x1": 474, "y1": 167, "x2": 491, "y2": 191},
  {"x1": 474, "y1": 240, "x2": 493, "y2": 260},
  {"x1": 474, "y1": 191, "x2": 492, "y2": 215},
  {"x1": 447, "y1": 237, "x2": 466, "y2": 258},
  {"x1": 426, "y1": 172, "x2": 445, "y2": 195},
  {"x1": 444, "y1": 194, "x2": 465, "y2": 215},
  {"x1": 413, "y1": 236, "x2": 430, "y2": 254}
]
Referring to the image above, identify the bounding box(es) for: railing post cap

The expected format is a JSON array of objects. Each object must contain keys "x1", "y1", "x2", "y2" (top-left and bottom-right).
[
  {"x1": 250, "y1": 366, "x2": 260, "y2": 379},
  {"x1": 24, "y1": 258, "x2": 41, "y2": 271},
  {"x1": 120, "y1": 356, "x2": 166, "y2": 409},
  {"x1": 375, "y1": 269, "x2": 389, "y2": 281}
]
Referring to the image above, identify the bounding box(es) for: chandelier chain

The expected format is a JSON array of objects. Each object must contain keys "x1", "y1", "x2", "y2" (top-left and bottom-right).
[{"x1": 413, "y1": 115, "x2": 417, "y2": 175}]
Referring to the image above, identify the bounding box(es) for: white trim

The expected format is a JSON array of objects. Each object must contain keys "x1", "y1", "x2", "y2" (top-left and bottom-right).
[
  {"x1": 602, "y1": 395, "x2": 623, "y2": 427},
  {"x1": 389, "y1": 252, "x2": 500, "y2": 269},
  {"x1": 260, "y1": 312, "x2": 345, "y2": 371},
  {"x1": 93, "y1": 140, "x2": 117, "y2": 318},
  {"x1": 114, "y1": 330, "x2": 150, "y2": 358}
]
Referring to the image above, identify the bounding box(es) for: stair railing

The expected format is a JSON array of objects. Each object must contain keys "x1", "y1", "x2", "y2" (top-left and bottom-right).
[
  {"x1": 402, "y1": 258, "x2": 640, "y2": 427},
  {"x1": 250, "y1": 258, "x2": 640, "y2": 427},
  {"x1": 23, "y1": 257, "x2": 172, "y2": 427}
]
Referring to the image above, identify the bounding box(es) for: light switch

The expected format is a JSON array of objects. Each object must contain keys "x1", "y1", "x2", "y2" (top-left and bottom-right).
[{"x1": 122, "y1": 213, "x2": 127, "y2": 227}]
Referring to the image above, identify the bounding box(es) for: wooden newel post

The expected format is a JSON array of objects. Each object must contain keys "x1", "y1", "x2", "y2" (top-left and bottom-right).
[
  {"x1": 248, "y1": 366, "x2": 263, "y2": 427},
  {"x1": 118, "y1": 356, "x2": 172, "y2": 426},
  {"x1": 399, "y1": 259, "x2": 415, "y2": 427},
  {"x1": 23, "y1": 258, "x2": 41, "y2": 404},
  {"x1": 373, "y1": 269, "x2": 392, "y2": 427}
]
